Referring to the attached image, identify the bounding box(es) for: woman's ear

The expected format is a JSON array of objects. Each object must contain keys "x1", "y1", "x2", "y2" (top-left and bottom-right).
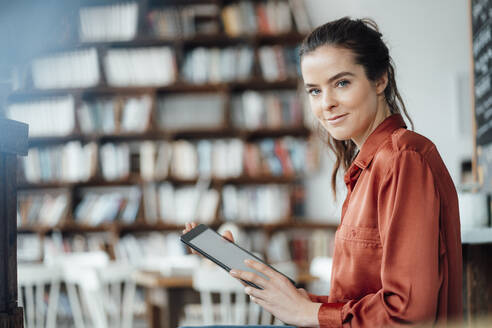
[{"x1": 375, "y1": 72, "x2": 388, "y2": 95}]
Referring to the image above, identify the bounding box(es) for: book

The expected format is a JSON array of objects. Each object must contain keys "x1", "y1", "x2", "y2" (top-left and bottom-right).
[
  {"x1": 171, "y1": 140, "x2": 198, "y2": 179},
  {"x1": 100, "y1": 143, "x2": 130, "y2": 181},
  {"x1": 120, "y1": 95, "x2": 153, "y2": 132},
  {"x1": 288, "y1": 0, "x2": 312, "y2": 33}
]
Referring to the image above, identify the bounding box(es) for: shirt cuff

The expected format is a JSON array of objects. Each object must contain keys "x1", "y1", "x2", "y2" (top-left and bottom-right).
[
  {"x1": 318, "y1": 302, "x2": 344, "y2": 328},
  {"x1": 308, "y1": 292, "x2": 330, "y2": 303}
]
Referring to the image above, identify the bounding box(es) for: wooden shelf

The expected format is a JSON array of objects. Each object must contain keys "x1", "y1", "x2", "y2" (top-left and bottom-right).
[
  {"x1": 9, "y1": 79, "x2": 300, "y2": 101},
  {"x1": 237, "y1": 220, "x2": 339, "y2": 231},
  {"x1": 29, "y1": 32, "x2": 305, "y2": 55},
  {"x1": 17, "y1": 174, "x2": 305, "y2": 190},
  {"x1": 17, "y1": 219, "x2": 338, "y2": 234},
  {"x1": 17, "y1": 176, "x2": 141, "y2": 190},
  {"x1": 25, "y1": 126, "x2": 310, "y2": 146}
]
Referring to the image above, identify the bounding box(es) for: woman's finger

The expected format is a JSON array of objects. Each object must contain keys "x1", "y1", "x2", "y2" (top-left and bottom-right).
[
  {"x1": 244, "y1": 259, "x2": 279, "y2": 281},
  {"x1": 222, "y1": 230, "x2": 234, "y2": 242},
  {"x1": 244, "y1": 286, "x2": 267, "y2": 300},
  {"x1": 230, "y1": 269, "x2": 269, "y2": 289}
]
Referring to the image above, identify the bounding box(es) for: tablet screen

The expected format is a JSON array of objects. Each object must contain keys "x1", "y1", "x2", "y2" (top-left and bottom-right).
[{"x1": 190, "y1": 228, "x2": 269, "y2": 280}]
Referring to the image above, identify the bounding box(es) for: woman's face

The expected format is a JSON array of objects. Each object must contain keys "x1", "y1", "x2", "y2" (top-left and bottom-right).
[{"x1": 300, "y1": 45, "x2": 389, "y2": 148}]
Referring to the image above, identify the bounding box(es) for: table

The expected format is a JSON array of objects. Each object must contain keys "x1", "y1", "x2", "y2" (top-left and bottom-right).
[{"x1": 135, "y1": 270, "x2": 319, "y2": 328}]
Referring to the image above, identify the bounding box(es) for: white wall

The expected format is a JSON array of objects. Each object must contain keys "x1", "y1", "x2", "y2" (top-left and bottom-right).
[{"x1": 304, "y1": 0, "x2": 474, "y2": 221}]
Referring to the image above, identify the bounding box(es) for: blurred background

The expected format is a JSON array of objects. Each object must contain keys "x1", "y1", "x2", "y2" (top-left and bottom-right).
[{"x1": 1, "y1": 0, "x2": 489, "y2": 327}]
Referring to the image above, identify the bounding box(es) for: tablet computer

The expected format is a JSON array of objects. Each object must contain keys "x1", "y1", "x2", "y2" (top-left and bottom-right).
[{"x1": 180, "y1": 224, "x2": 297, "y2": 289}]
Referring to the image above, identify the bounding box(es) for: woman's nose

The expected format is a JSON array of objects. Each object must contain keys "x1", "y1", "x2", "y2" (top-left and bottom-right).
[{"x1": 321, "y1": 92, "x2": 337, "y2": 112}]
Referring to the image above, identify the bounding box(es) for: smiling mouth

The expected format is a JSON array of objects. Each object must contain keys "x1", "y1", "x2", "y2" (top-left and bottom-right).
[{"x1": 327, "y1": 114, "x2": 348, "y2": 121}]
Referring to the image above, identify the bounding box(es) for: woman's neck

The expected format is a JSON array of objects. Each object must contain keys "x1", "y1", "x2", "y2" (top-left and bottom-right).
[{"x1": 352, "y1": 100, "x2": 392, "y2": 149}]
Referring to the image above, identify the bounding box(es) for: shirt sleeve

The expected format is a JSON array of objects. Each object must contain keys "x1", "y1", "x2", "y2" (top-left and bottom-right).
[{"x1": 317, "y1": 150, "x2": 442, "y2": 327}]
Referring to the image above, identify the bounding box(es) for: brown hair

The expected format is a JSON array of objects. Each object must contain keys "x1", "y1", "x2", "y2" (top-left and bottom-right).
[{"x1": 299, "y1": 17, "x2": 414, "y2": 198}]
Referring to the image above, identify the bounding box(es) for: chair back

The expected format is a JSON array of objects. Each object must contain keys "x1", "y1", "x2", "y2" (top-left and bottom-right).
[
  {"x1": 18, "y1": 263, "x2": 61, "y2": 328},
  {"x1": 52, "y1": 252, "x2": 136, "y2": 328},
  {"x1": 191, "y1": 261, "x2": 298, "y2": 326}
]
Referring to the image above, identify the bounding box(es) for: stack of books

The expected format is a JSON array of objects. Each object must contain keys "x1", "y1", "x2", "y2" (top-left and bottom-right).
[
  {"x1": 74, "y1": 186, "x2": 142, "y2": 225},
  {"x1": 17, "y1": 189, "x2": 71, "y2": 228},
  {"x1": 32, "y1": 49, "x2": 100, "y2": 89},
  {"x1": 221, "y1": 184, "x2": 293, "y2": 223},
  {"x1": 20, "y1": 142, "x2": 97, "y2": 183},
  {"x1": 104, "y1": 47, "x2": 177, "y2": 86},
  {"x1": 181, "y1": 47, "x2": 254, "y2": 84},
  {"x1": 232, "y1": 90, "x2": 304, "y2": 129},
  {"x1": 78, "y1": 95, "x2": 153, "y2": 133},
  {"x1": 258, "y1": 46, "x2": 300, "y2": 81},
  {"x1": 142, "y1": 182, "x2": 219, "y2": 224},
  {"x1": 79, "y1": 2, "x2": 139, "y2": 42},
  {"x1": 221, "y1": 0, "x2": 310, "y2": 35},
  {"x1": 147, "y1": 4, "x2": 220, "y2": 38},
  {"x1": 7, "y1": 96, "x2": 75, "y2": 136}
]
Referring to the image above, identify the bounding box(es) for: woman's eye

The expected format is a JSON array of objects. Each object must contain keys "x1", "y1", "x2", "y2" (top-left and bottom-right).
[
  {"x1": 336, "y1": 80, "x2": 350, "y2": 88},
  {"x1": 308, "y1": 88, "x2": 321, "y2": 96}
]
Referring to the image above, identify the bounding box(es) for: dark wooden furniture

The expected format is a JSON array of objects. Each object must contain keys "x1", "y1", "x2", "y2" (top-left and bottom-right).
[{"x1": 0, "y1": 118, "x2": 28, "y2": 328}]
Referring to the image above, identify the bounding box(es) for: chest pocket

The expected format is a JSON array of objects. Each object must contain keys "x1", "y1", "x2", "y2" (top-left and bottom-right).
[{"x1": 336, "y1": 224, "x2": 382, "y2": 248}]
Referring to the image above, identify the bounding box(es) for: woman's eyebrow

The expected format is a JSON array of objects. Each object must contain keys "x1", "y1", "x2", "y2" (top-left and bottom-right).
[
  {"x1": 327, "y1": 71, "x2": 355, "y2": 83},
  {"x1": 304, "y1": 72, "x2": 355, "y2": 88}
]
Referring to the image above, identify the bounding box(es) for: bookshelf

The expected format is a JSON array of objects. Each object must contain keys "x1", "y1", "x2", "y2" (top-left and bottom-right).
[
  {"x1": 0, "y1": 118, "x2": 28, "y2": 327},
  {"x1": 8, "y1": 0, "x2": 336, "y2": 267}
]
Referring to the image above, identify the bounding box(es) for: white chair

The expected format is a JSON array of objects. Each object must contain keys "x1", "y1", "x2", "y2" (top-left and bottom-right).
[
  {"x1": 18, "y1": 263, "x2": 61, "y2": 328},
  {"x1": 49, "y1": 251, "x2": 136, "y2": 328},
  {"x1": 98, "y1": 263, "x2": 136, "y2": 328},
  {"x1": 184, "y1": 260, "x2": 298, "y2": 326}
]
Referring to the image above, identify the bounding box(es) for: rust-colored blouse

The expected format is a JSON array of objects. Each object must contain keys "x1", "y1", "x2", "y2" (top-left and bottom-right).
[{"x1": 309, "y1": 114, "x2": 462, "y2": 327}]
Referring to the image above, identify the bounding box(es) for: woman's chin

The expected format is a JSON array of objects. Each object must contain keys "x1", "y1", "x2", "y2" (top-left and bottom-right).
[{"x1": 327, "y1": 131, "x2": 352, "y2": 141}]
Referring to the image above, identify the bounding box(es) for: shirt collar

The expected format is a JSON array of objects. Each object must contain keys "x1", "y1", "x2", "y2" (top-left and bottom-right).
[{"x1": 352, "y1": 114, "x2": 407, "y2": 170}]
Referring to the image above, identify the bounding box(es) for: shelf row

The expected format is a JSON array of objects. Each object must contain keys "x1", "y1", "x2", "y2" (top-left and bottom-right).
[
  {"x1": 9, "y1": 79, "x2": 300, "y2": 100},
  {"x1": 8, "y1": 88, "x2": 309, "y2": 139},
  {"x1": 53, "y1": 0, "x2": 310, "y2": 49},
  {"x1": 19, "y1": 136, "x2": 317, "y2": 184},
  {"x1": 19, "y1": 221, "x2": 336, "y2": 266},
  {"x1": 17, "y1": 219, "x2": 339, "y2": 235},
  {"x1": 22, "y1": 44, "x2": 300, "y2": 91},
  {"x1": 17, "y1": 174, "x2": 307, "y2": 190},
  {"x1": 25, "y1": 127, "x2": 310, "y2": 146},
  {"x1": 17, "y1": 182, "x2": 310, "y2": 228}
]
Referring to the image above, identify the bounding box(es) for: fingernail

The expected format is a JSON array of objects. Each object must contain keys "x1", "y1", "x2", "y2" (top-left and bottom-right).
[
  {"x1": 244, "y1": 259, "x2": 252, "y2": 265},
  {"x1": 230, "y1": 270, "x2": 238, "y2": 276},
  {"x1": 244, "y1": 287, "x2": 252, "y2": 294}
]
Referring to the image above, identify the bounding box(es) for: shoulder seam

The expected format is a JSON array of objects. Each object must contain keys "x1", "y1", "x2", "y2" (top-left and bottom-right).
[{"x1": 381, "y1": 148, "x2": 436, "y2": 181}]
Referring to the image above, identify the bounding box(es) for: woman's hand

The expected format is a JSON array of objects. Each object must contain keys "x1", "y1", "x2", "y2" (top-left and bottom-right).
[
  {"x1": 229, "y1": 259, "x2": 321, "y2": 327},
  {"x1": 182, "y1": 222, "x2": 234, "y2": 255}
]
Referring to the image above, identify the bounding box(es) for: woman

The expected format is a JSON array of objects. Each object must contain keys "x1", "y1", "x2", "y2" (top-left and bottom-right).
[{"x1": 184, "y1": 17, "x2": 462, "y2": 327}]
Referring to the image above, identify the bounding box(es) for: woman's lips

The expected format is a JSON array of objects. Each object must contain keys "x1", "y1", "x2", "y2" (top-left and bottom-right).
[{"x1": 326, "y1": 113, "x2": 348, "y2": 125}]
